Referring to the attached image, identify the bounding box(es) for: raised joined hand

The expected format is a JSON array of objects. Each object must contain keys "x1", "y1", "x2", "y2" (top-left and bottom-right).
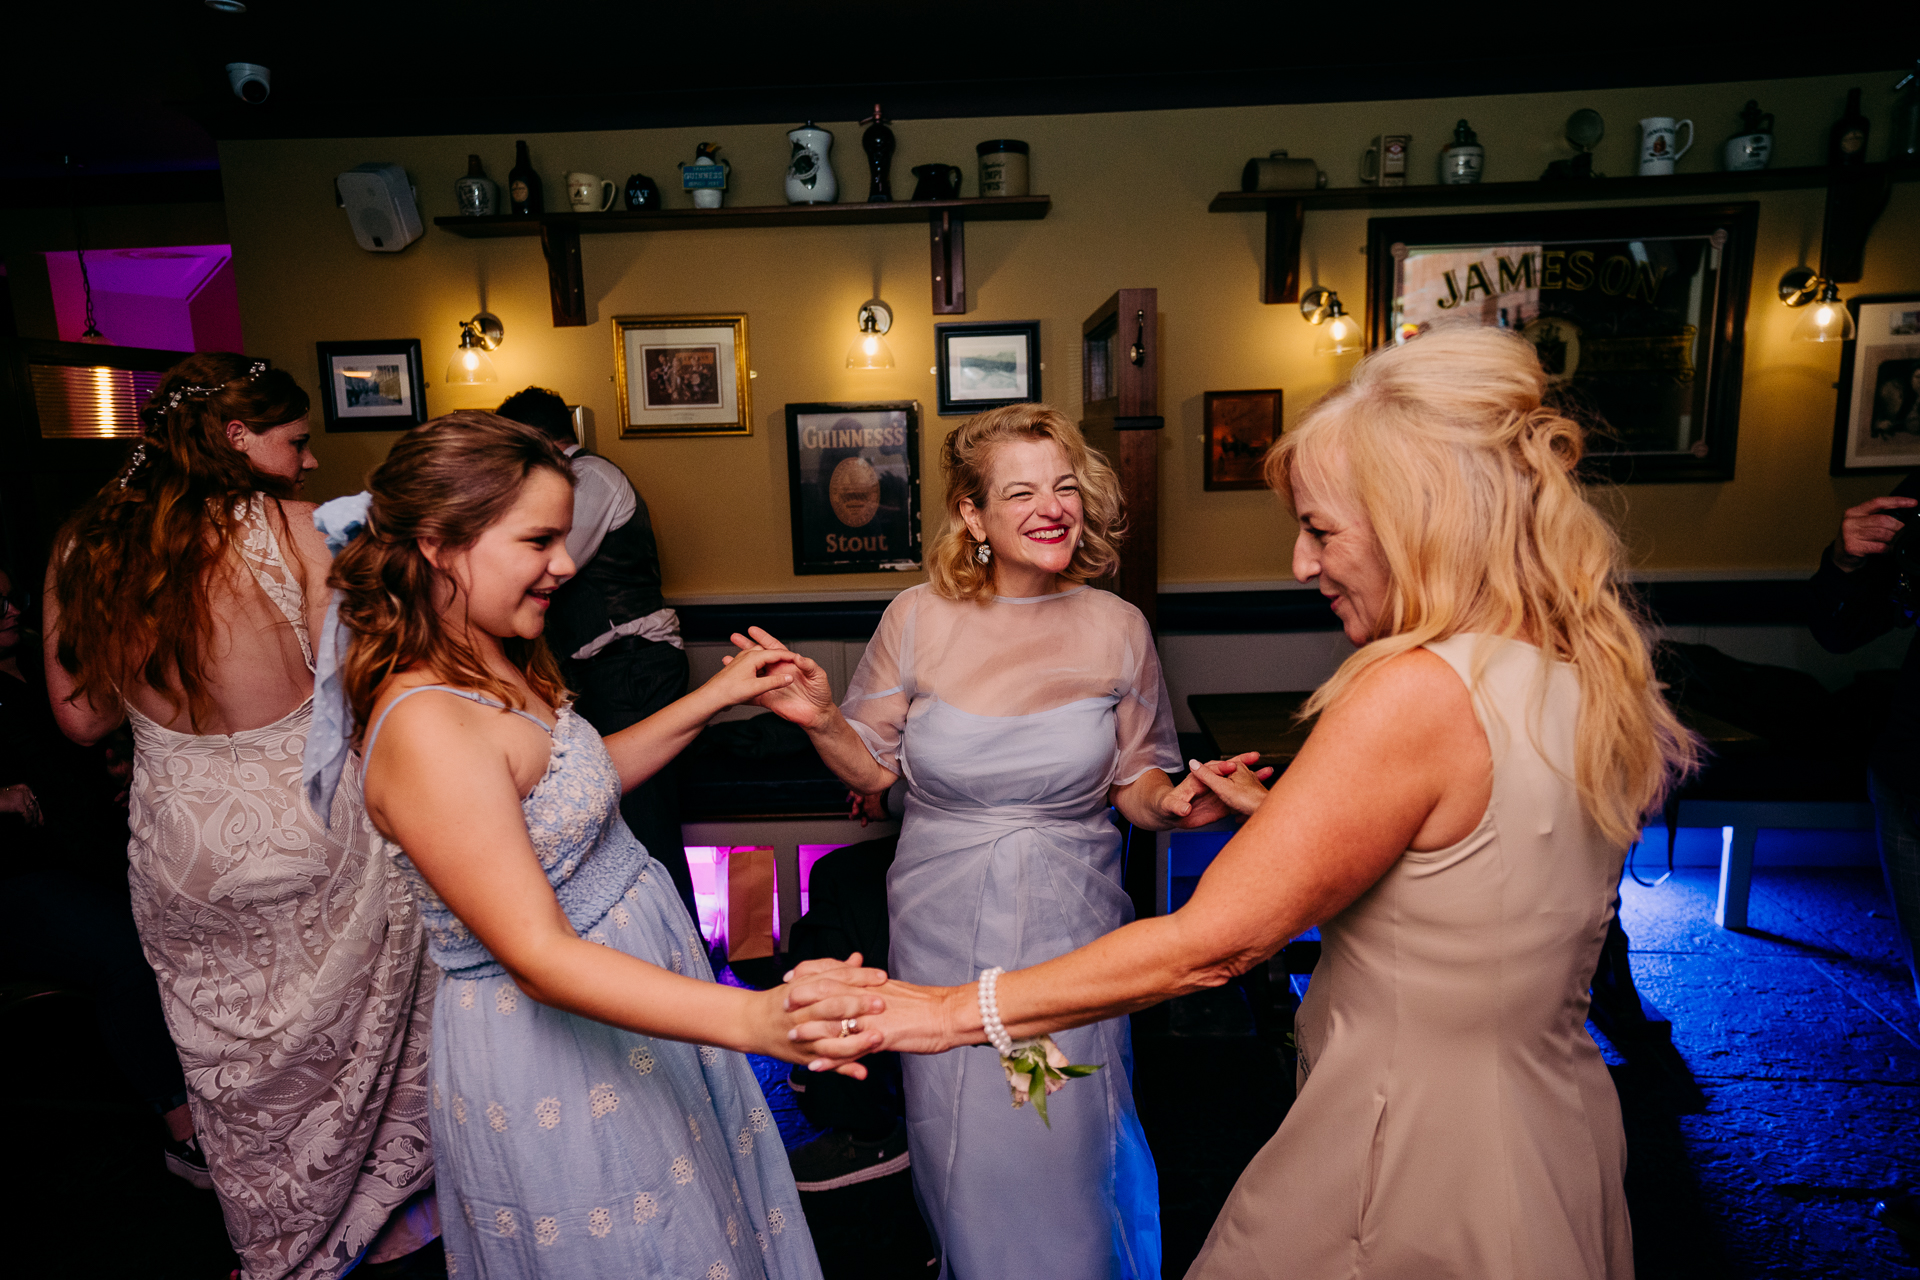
[
  {"x1": 724, "y1": 626, "x2": 838, "y2": 728},
  {"x1": 1165, "y1": 752, "x2": 1273, "y2": 822}
]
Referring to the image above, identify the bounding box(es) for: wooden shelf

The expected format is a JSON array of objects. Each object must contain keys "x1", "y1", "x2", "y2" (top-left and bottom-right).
[
  {"x1": 434, "y1": 195, "x2": 1050, "y2": 236},
  {"x1": 1209, "y1": 164, "x2": 1917, "y2": 304},
  {"x1": 435, "y1": 196, "x2": 1051, "y2": 325}
]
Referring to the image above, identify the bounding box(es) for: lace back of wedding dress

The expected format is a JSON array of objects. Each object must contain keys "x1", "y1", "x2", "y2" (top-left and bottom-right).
[{"x1": 124, "y1": 494, "x2": 433, "y2": 1280}]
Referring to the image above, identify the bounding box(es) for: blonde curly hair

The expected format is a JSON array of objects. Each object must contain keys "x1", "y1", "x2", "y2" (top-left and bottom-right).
[{"x1": 927, "y1": 403, "x2": 1123, "y2": 601}]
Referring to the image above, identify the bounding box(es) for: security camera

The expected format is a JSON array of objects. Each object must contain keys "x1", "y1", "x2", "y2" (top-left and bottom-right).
[{"x1": 226, "y1": 63, "x2": 271, "y2": 104}]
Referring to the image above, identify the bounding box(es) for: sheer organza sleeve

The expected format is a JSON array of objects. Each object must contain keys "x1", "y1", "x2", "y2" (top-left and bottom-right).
[
  {"x1": 1115, "y1": 610, "x2": 1182, "y2": 786},
  {"x1": 840, "y1": 591, "x2": 916, "y2": 775}
]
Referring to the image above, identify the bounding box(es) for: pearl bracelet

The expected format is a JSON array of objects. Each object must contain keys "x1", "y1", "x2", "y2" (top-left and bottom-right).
[{"x1": 977, "y1": 966, "x2": 1015, "y2": 1055}]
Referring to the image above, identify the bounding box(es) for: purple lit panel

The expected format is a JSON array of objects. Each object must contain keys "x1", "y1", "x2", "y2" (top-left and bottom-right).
[{"x1": 45, "y1": 246, "x2": 241, "y2": 353}]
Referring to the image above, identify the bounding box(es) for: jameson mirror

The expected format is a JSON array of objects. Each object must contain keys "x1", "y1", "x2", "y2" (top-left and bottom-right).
[{"x1": 1366, "y1": 203, "x2": 1758, "y2": 483}]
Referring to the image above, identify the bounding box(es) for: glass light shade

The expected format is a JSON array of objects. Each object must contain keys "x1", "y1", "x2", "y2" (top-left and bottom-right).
[
  {"x1": 1793, "y1": 290, "x2": 1856, "y2": 344},
  {"x1": 445, "y1": 344, "x2": 498, "y2": 384},
  {"x1": 845, "y1": 330, "x2": 896, "y2": 369},
  {"x1": 1316, "y1": 308, "x2": 1364, "y2": 356}
]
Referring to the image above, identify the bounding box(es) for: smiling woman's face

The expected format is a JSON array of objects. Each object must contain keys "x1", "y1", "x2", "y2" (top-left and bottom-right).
[
  {"x1": 960, "y1": 436, "x2": 1083, "y2": 593},
  {"x1": 1289, "y1": 458, "x2": 1392, "y2": 647},
  {"x1": 431, "y1": 468, "x2": 577, "y2": 642}
]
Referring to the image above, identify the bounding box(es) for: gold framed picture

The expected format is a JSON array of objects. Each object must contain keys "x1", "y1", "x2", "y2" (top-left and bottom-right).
[{"x1": 612, "y1": 313, "x2": 752, "y2": 438}]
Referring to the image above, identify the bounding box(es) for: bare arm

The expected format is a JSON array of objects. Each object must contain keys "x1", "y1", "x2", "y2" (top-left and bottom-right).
[
  {"x1": 727, "y1": 625, "x2": 898, "y2": 795},
  {"x1": 822, "y1": 650, "x2": 1491, "y2": 1053},
  {"x1": 366, "y1": 689, "x2": 884, "y2": 1069},
  {"x1": 42, "y1": 559, "x2": 124, "y2": 747},
  {"x1": 598, "y1": 639, "x2": 814, "y2": 793}
]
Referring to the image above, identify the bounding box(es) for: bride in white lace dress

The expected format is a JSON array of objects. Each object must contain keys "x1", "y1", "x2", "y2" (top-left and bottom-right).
[{"x1": 44, "y1": 355, "x2": 436, "y2": 1280}]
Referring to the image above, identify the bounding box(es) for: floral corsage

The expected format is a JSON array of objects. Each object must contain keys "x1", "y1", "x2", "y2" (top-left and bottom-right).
[{"x1": 979, "y1": 967, "x2": 1102, "y2": 1128}]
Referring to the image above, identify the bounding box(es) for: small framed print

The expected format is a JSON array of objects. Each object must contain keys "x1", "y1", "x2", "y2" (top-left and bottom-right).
[
  {"x1": 613, "y1": 313, "x2": 752, "y2": 438},
  {"x1": 1204, "y1": 388, "x2": 1283, "y2": 491},
  {"x1": 934, "y1": 320, "x2": 1040, "y2": 417},
  {"x1": 784, "y1": 401, "x2": 922, "y2": 575},
  {"x1": 314, "y1": 339, "x2": 426, "y2": 432},
  {"x1": 1831, "y1": 293, "x2": 1920, "y2": 475}
]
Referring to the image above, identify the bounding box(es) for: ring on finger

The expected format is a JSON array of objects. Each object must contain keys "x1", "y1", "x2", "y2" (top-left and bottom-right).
[{"x1": 840, "y1": 1017, "x2": 859, "y2": 1036}]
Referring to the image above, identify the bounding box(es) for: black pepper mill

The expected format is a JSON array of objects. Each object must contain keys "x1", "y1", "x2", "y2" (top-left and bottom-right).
[{"x1": 861, "y1": 103, "x2": 895, "y2": 202}]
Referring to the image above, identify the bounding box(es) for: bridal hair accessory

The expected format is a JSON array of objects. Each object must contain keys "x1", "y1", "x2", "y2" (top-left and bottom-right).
[
  {"x1": 975, "y1": 541, "x2": 992, "y2": 565},
  {"x1": 246, "y1": 361, "x2": 268, "y2": 380},
  {"x1": 977, "y1": 966, "x2": 1102, "y2": 1127},
  {"x1": 115, "y1": 444, "x2": 149, "y2": 489}
]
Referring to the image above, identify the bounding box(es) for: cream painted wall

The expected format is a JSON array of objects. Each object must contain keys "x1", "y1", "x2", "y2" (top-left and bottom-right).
[{"x1": 218, "y1": 73, "x2": 1917, "y2": 600}]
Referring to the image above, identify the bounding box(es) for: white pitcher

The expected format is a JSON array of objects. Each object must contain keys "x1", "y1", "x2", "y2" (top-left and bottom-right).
[
  {"x1": 785, "y1": 123, "x2": 837, "y2": 204},
  {"x1": 1638, "y1": 117, "x2": 1694, "y2": 176}
]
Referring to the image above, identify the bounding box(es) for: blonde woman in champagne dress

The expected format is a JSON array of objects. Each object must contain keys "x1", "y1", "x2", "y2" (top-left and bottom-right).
[
  {"x1": 807, "y1": 328, "x2": 1699, "y2": 1280},
  {"x1": 45, "y1": 355, "x2": 434, "y2": 1280}
]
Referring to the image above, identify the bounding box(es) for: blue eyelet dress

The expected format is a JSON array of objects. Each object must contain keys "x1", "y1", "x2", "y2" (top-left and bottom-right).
[{"x1": 362, "y1": 687, "x2": 823, "y2": 1280}]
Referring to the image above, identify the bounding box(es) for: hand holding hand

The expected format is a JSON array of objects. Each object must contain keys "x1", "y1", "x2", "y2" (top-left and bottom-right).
[
  {"x1": 791, "y1": 977, "x2": 960, "y2": 1059},
  {"x1": 774, "y1": 953, "x2": 890, "y2": 1077},
  {"x1": 847, "y1": 789, "x2": 888, "y2": 826},
  {"x1": 1835, "y1": 495, "x2": 1918, "y2": 570},
  {"x1": 702, "y1": 635, "x2": 810, "y2": 709},
  {"x1": 1161, "y1": 752, "x2": 1271, "y2": 824},
  {"x1": 724, "y1": 626, "x2": 838, "y2": 728}
]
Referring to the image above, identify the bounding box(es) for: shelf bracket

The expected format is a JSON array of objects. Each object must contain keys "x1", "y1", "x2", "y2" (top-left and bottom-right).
[
  {"x1": 540, "y1": 220, "x2": 587, "y2": 327},
  {"x1": 1261, "y1": 198, "x2": 1304, "y2": 305},
  {"x1": 930, "y1": 210, "x2": 966, "y2": 314}
]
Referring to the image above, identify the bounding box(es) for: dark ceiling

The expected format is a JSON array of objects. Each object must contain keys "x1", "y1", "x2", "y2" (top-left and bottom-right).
[{"x1": 4, "y1": 1, "x2": 1914, "y2": 183}]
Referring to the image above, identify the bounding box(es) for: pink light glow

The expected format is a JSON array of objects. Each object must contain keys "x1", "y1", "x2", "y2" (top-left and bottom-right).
[{"x1": 45, "y1": 245, "x2": 242, "y2": 353}]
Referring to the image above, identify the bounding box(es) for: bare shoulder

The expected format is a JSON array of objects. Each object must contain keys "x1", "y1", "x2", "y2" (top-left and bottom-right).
[
  {"x1": 1318, "y1": 647, "x2": 1478, "y2": 742},
  {"x1": 266, "y1": 497, "x2": 329, "y2": 561}
]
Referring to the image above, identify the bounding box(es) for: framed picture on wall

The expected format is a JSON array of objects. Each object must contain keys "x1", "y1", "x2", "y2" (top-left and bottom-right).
[
  {"x1": 613, "y1": 313, "x2": 752, "y2": 437},
  {"x1": 784, "y1": 401, "x2": 922, "y2": 575},
  {"x1": 1366, "y1": 203, "x2": 1758, "y2": 483},
  {"x1": 314, "y1": 339, "x2": 426, "y2": 432},
  {"x1": 1204, "y1": 389, "x2": 1283, "y2": 491},
  {"x1": 935, "y1": 321, "x2": 1040, "y2": 417},
  {"x1": 1830, "y1": 293, "x2": 1920, "y2": 475}
]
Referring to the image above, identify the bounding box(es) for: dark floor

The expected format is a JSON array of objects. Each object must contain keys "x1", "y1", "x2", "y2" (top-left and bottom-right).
[{"x1": 9, "y1": 867, "x2": 1916, "y2": 1278}]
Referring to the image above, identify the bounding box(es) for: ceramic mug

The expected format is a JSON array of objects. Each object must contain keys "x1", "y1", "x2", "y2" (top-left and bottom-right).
[
  {"x1": 566, "y1": 172, "x2": 616, "y2": 212},
  {"x1": 1637, "y1": 118, "x2": 1693, "y2": 176},
  {"x1": 1723, "y1": 133, "x2": 1772, "y2": 171}
]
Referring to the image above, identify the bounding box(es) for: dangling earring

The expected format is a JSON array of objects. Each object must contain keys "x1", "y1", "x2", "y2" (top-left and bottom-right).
[
  {"x1": 1076, "y1": 538, "x2": 1084, "y2": 549},
  {"x1": 975, "y1": 541, "x2": 992, "y2": 565}
]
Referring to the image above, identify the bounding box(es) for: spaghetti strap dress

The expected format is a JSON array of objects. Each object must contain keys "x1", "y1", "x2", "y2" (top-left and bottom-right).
[
  {"x1": 123, "y1": 495, "x2": 434, "y2": 1280},
  {"x1": 840, "y1": 584, "x2": 1180, "y2": 1280},
  {"x1": 1187, "y1": 634, "x2": 1634, "y2": 1280},
  {"x1": 363, "y1": 685, "x2": 823, "y2": 1280}
]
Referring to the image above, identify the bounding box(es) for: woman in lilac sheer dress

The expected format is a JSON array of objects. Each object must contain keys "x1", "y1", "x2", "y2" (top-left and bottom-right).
[{"x1": 739, "y1": 404, "x2": 1244, "y2": 1279}]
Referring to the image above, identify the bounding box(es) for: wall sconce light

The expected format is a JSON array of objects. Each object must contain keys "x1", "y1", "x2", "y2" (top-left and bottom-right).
[
  {"x1": 1300, "y1": 287, "x2": 1362, "y2": 356},
  {"x1": 1778, "y1": 267, "x2": 1857, "y2": 344},
  {"x1": 845, "y1": 299, "x2": 896, "y2": 369},
  {"x1": 446, "y1": 311, "x2": 504, "y2": 384}
]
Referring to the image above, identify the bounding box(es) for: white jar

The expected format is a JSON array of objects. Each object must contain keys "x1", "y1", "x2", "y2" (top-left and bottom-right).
[{"x1": 785, "y1": 123, "x2": 837, "y2": 204}]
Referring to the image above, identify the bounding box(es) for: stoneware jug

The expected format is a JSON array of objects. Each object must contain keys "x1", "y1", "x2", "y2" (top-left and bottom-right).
[
  {"x1": 623, "y1": 172, "x2": 661, "y2": 210},
  {"x1": 1722, "y1": 100, "x2": 1774, "y2": 171},
  {"x1": 910, "y1": 164, "x2": 963, "y2": 201},
  {"x1": 455, "y1": 155, "x2": 498, "y2": 216},
  {"x1": 785, "y1": 123, "x2": 837, "y2": 204}
]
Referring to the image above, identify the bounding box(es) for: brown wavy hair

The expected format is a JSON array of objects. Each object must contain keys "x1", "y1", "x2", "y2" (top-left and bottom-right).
[
  {"x1": 52, "y1": 352, "x2": 311, "y2": 729},
  {"x1": 329, "y1": 411, "x2": 574, "y2": 744},
  {"x1": 1268, "y1": 325, "x2": 1698, "y2": 846},
  {"x1": 927, "y1": 403, "x2": 1123, "y2": 601}
]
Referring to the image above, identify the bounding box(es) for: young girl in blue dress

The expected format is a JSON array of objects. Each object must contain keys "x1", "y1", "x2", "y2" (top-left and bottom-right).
[{"x1": 306, "y1": 412, "x2": 883, "y2": 1279}]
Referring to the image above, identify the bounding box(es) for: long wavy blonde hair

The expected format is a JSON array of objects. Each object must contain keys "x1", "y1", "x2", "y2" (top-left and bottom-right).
[
  {"x1": 329, "y1": 412, "x2": 572, "y2": 743},
  {"x1": 1269, "y1": 325, "x2": 1697, "y2": 846},
  {"x1": 927, "y1": 403, "x2": 1123, "y2": 601}
]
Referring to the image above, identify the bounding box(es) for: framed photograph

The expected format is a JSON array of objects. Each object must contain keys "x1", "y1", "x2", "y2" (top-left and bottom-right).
[
  {"x1": 1367, "y1": 203, "x2": 1758, "y2": 483},
  {"x1": 1204, "y1": 389, "x2": 1283, "y2": 490},
  {"x1": 1830, "y1": 293, "x2": 1920, "y2": 475},
  {"x1": 613, "y1": 313, "x2": 751, "y2": 437},
  {"x1": 935, "y1": 321, "x2": 1041, "y2": 417},
  {"x1": 314, "y1": 339, "x2": 426, "y2": 432},
  {"x1": 784, "y1": 401, "x2": 922, "y2": 575}
]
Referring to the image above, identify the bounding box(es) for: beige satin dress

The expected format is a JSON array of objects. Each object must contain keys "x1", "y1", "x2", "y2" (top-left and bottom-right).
[{"x1": 1190, "y1": 634, "x2": 1633, "y2": 1280}]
